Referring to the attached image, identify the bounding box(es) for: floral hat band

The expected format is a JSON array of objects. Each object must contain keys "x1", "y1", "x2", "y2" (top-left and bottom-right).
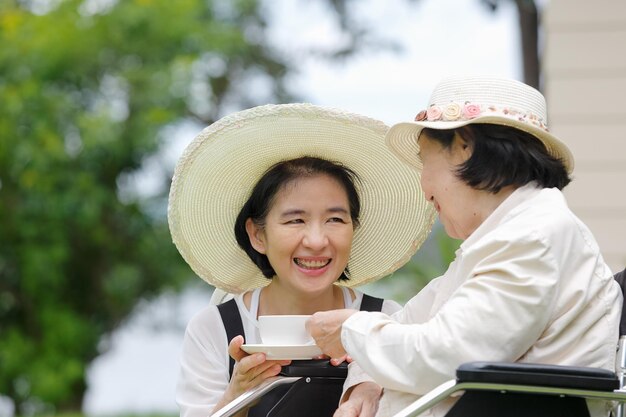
[
  {"x1": 414, "y1": 102, "x2": 548, "y2": 132},
  {"x1": 385, "y1": 76, "x2": 575, "y2": 174}
]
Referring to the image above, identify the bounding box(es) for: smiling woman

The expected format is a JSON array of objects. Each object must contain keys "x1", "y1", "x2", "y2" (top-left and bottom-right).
[
  {"x1": 240, "y1": 168, "x2": 356, "y2": 303},
  {"x1": 166, "y1": 103, "x2": 435, "y2": 417}
]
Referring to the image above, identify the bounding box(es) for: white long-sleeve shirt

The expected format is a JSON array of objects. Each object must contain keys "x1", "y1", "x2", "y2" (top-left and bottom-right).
[
  {"x1": 342, "y1": 184, "x2": 622, "y2": 417},
  {"x1": 176, "y1": 286, "x2": 401, "y2": 417}
]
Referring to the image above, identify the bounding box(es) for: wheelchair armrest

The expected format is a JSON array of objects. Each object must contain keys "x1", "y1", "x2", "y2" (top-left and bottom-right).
[
  {"x1": 211, "y1": 360, "x2": 347, "y2": 417},
  {"x1": 392, "y1": 362, "x2": 622, "y2": 417},
  {"x1": 457, "y1": 361, "x2": 619, "y2": 391},
  {"x1": 280, "y1": 359, "x2": 348, "y2": 378},
  {"x1": 211, "y1": 376, "x2": 301, "y2": 417}
]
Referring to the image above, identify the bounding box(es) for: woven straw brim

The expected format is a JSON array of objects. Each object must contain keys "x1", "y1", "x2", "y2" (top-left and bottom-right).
[
  {"x1": 385, "y1": 116, "x2": 575, "y2": 174},
  {"x1": 168, "y1": 103, "x2": 436, "y2": 294}
]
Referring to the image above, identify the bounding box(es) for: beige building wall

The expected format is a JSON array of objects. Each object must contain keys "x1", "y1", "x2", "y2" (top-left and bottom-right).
[{"x1": 543, "y1": 0, "x2": 626, "y2": 272}]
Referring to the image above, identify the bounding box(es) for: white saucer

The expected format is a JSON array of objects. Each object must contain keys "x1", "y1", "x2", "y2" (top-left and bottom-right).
[{"x1": 241, "y1": 344, "x2": 323, "y2": 360}]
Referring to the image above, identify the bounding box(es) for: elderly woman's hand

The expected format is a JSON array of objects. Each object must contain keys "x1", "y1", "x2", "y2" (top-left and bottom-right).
[
  {"x1": 334, "y1": 382, "x2": 382, "y2": 417},
  {"x1": 212, "y1": 335, "x2": 291, "y2": 415},
  {"x1": 306, "y1": 309, "x2": 358, "y2": 362}
]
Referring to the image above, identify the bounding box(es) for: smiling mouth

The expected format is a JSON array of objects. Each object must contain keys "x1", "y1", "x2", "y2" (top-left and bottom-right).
[{"x1": 294, "y1": 258, "x2": 331, "y2": 270}]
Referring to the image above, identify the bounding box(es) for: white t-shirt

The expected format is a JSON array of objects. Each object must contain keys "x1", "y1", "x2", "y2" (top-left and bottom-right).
[{"x1": 176, "y1": 286, "x2": 402, "y2": 417}]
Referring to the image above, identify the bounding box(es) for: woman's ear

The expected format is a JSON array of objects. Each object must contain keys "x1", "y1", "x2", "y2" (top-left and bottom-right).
[
  {"x1": 245, "y1": 218, "x2": 266, "y2": 254},
  {"x1": 453, "y1": 133, "x2": 472, "y2": 162}
]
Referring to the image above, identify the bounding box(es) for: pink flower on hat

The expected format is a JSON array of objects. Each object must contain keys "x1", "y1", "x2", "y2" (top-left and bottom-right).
[
  {"x1": 426, "y1": 106, "x2": 442, "y2": 121},
  {"x1": 414, "y1": 110, "x2": 428, "y2": 121},
  {"x1": 443, "y1": 103, "x2": 462, "y2": 121},
  {"x1": 463, "y1": 103, "x2": 481, "y2": 119}
]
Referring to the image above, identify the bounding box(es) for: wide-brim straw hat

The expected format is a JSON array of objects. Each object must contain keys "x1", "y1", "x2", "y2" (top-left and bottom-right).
[
  {"x1": 386, "y1": 76, "x2": 575, "y2": 173},
  {"x1": 168, "y1": 103, "x2": 435, "y2": 294}
]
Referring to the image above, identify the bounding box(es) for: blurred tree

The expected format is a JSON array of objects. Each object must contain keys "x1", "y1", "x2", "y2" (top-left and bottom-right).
[
  {"x1": 481, "y1": 0, "x2": 541, "y2": 90},
  {"x1": 0, "y1": 0, "x2": 399, "y2": 414},
  {"x1": 365, "y1": 225, "x2": 461, "y2": 304},
  {"x1": 0, "y1": 0, "x2": 529, "y2": 414},
  {"x1": 0, "y1": 0, "x2": 294, "y2": 414}
]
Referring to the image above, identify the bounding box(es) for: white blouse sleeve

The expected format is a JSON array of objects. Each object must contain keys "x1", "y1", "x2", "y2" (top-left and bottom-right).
[
  {"x1": 341, "y1": 233, "x2": 559, "y2": 396},
  {"x1": 176, "y1": 306, "x2": 231, "y2": 417},
  {"x1": 382, "y1": 298, "x2": 402, "y2": 315},
  {"x1": 340, "y1": 293, "x2": 403, "y2": 401}
]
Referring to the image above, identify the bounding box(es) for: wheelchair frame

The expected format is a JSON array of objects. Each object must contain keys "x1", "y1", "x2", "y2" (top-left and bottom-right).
[
  {"x1": 393, "y1": 345, "x2": 626, "y2": 416},
  {"x1": 211, "y1": 376, "x2": 301, "y2": 417}
]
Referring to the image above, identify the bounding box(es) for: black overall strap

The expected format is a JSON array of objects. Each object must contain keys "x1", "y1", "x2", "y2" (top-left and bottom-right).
[
  {"x1": 359, "y1": 293, "x2": 384, "y2": 312},
  {"x1": 217, "y1": 298, "x2": 245, "y2": 379}
]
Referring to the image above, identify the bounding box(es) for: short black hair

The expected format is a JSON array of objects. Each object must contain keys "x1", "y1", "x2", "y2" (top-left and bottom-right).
[
  {"x1": 234, "y1": 156, "x2": 361, "y2": 280},
  {"x1": 422, "y1": 124, "x2": 571, "y2": 193}
]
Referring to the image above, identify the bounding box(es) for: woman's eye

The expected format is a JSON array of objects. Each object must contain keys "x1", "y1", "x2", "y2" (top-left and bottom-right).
[
  {"x1": 328, "y1": 217, "x2": 346, "y2": 223},
  {"x1": 286, "y1": 219, "x2": 304, "y2": 224}
]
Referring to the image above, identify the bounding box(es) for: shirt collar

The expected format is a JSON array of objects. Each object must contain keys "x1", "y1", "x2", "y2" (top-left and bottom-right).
[{"x1": 460, "y1": 182, "x2": 543, "y2": 250}]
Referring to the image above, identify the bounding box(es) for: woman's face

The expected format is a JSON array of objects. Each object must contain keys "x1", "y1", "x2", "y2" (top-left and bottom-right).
[
  {"x1": 418, "y1": 131, "x2": 484, "y2": 240},
  {"x1": 246, "y1": 174, "x2": 354, "y2": 295}
]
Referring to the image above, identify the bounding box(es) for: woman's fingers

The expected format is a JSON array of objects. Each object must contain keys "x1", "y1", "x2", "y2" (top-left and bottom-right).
[
  {"x1": 227, "y1": 334, "x2": 292, "y2": 395},
  {"x1": 254, "y1": 362, "x2": 283, "y2": 381},
  {"x1": 227, "y1": 335, "x2": 247, "y2": 362},
  {"x1": 234, "y1": 355, "x2": 290, "y2": 389},
  {"x1": 237, "y1": 354, "x2": 273, "y2": 377}
]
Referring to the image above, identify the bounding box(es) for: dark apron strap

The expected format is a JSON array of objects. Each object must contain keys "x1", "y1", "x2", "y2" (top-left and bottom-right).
[
  {"x1": 217, "y1": 298, "x2": 245, "y2": 379},
  {"x1": 360, "y1": 293, "x2": 384, "y2": 312}
]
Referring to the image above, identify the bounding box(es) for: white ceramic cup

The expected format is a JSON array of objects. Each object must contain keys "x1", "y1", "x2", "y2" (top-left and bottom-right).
[{"x1": 258, "y1": 315, "x2": 314, "y2": 345}]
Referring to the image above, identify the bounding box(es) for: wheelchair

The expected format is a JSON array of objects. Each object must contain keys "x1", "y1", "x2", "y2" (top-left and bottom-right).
[{"x1": 212, "y1": 267, "x2": 626, "y2": 417}]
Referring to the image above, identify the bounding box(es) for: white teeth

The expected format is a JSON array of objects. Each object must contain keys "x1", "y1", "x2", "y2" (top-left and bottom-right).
[{"x1": 295, "y1": 259, "x2": 331, "y2": 269}]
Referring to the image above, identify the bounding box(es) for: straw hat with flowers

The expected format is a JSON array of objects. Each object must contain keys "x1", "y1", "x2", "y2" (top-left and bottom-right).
[{"x1": 386, "y1": 76, "x2": 574, "y2": 173}]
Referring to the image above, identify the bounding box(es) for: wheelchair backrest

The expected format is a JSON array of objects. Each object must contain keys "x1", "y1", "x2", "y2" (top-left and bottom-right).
[{"x1": 614, "y1": 268, "x2": 626, "y2": 336}]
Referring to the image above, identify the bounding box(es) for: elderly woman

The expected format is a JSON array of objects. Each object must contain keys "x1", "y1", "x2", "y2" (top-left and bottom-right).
[{"x1": 306, "y1": 76, "x2": 623, "y2": 417}]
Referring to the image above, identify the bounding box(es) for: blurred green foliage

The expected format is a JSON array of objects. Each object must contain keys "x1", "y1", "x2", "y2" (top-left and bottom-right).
[
  {"x1": 365, "y1": 224, "x2": 460, "y2": 304},
  {"x1": 0, "y1": 0, "x2": 460, "y2": 414},
  {"x1": 0, "y1": 0, "x2": 294, "y2": 413},
  {"x1": 3, "y1": 410, "x2": 181, "y2": 417}
]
